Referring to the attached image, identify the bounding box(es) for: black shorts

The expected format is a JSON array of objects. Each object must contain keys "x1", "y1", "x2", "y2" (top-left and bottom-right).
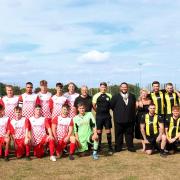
[
  {"x1": 145, "y1": 135, "x2": 158, "y2": 150},
  {"x1": 167, "y1": 140, "x2": 180, "y2": 151},
  {"x1": 96, "y1": 114, "x2": 112, "y2": 130}
]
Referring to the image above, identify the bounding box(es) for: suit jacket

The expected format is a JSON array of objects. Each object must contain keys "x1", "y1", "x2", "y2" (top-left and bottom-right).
[{"x1": 111, "y1": 92, "x2": 136, "y2": 123}]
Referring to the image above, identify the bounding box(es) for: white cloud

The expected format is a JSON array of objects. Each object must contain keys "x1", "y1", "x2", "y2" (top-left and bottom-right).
[{"x1": 77, "y1": 50, "x2": 110, "y2": 63}]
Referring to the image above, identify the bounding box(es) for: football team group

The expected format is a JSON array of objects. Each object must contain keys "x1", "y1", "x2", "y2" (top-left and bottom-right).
[{"x1": 0, "y1": 80, "x2": 180, "y2": 161}]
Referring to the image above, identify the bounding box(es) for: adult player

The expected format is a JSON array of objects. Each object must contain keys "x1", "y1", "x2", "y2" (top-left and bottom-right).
[
  {"x1": 52, "y1": 104, "x2": 76, "y2": 160},
  {"x1": 29, "y1": 105, "x2": 56, "y2": 161},
  {"x1": 165, "y1": 106, "x2": 180, "y2": 154},
  {"x1": 38, "y1": 80, "x2": 52, "y2": 118},
  {"x1": 164, "y1": 83, "x2": 179, "y2": 120},
  {"x1": 0, "y1": 85, "x2": 19, "y2": 119},
  {"x1": 9, "y1": 106, "x2": 31, "y2": 159},
  {"x1": 64, "y1": 82, "x2": 79, "y2": 118},
  {"x1": 19, "y1": 82, "x2": 40, "y2": 118},
  {"x1": 92, "y1": 82, "x2": 113, "y2": 154},
  {"x1": 140, "y1": 103, "x2": 167, "y2": 157},
  {"x1": 73, "y1": 103, "x2": 99, "y2": 160},
  {"x1": 49, "y1": 82, "x2": 68, "y2": 119},
  {"x1": 0, "y1": 105, "x2": 10, "y2": 161}
]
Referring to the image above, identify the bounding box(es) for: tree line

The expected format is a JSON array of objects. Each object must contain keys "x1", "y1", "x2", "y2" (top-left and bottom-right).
[{"x1": 0, "y1": 82, "x2": 140, "y2": 98}]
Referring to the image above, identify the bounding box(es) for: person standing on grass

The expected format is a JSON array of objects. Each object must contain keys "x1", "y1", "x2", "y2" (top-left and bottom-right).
[
  {"x1": 52, "y1": 104, "x2": 76, "y2": 160},
  {"x1": 140, "y1": 103, "x2": 167, "y2": 157},
  {"x1": 135, "y1": 89, "x2": 151, "y2": 151},
  {"x1": 0, "y1": 104, "x2": 10, "y2": 161},
  {"x1": 73, "y1": 103, "x2": 99, "y2": 160},
  {"x1": 37, "y1": 80, "x2": 52, "y2": 119},
  {"x1": 74, "y1": 85, "x2": 93, "y2": 113},
  {"x1": 0, "y1": 85, "x2": 19, "y2": 119},
  {"x1": 29, "y1": 105, "x2": 56, "y2": 161},
  {"x1": 18, "y1": 82, "x2": 40, "y2": 119},
  {"x1": 164, "y1": 83, "x2": 179, "y2": 121},
  {"x1": 92, "y1": 82, "x2": 113, "y2": 155},
  {"x1": 49, "y1": 82, "x2": 68, "y2": 119},
  {"x1": 64, "y1": 82, "x2": 79, "y2": 118},
  {"x1": 165, "y1": 106, "x2": 180, "y2": 154},
  {"x1": 111, "y1": 82, "x2": 136, "y2": 152},
  {"x1": 9, "y1": 106, "x2": 31, "y2": 160},
  {"x1": 149, "y1": 81, "x2": 165, "y2": 119}
]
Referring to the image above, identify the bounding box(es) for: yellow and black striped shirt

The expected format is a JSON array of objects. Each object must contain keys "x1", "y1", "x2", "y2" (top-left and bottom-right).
[
  {"x1": 150, "y1": 91, "x2": 164, "y2": 115},
  {"x1": 164, "y1": 92, "x2": 179, "y2": 115}
]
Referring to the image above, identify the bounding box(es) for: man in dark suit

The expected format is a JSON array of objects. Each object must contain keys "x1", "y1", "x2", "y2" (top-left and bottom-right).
[{"x1": 111, "y1": 82, "x2": 136, "y2": 152}]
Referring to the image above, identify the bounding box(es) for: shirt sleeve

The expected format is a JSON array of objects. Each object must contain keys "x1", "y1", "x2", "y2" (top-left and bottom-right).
[
  {"x1": 158, "y1": 115, "x2": 164, "y2": 124},
  {"x1": 69, "y1": 119, "x2": 74, "y2": 127},
  {"x1": 92, "y1": 93, "x2": 98, "y2": 104},
  {"x1": 0, "y1": 99, "x2": 5, "y2": 107},
  {"x1": 25, "y1": 118, "x2": 31, "y2": 131},
  {"x1": 52, "y1": 117, "x2": 58, "y2": 125},
  {"x1": 49, "y1": 98, "x2": 53, "y2": 111},
  {"x1": 45, "y1": 118, "x2": 50, "y2": 129}
]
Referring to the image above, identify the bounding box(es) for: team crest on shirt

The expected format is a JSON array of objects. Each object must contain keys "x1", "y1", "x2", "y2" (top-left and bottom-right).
[{"x1": 106, "y1": 97, "x2": 110, "y2": 101}]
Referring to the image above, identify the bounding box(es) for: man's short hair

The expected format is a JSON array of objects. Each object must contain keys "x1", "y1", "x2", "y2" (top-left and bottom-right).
[
  {"x1": 26, "y1": 82, "x2": 33, "y2": 86},
  {"x1": 5, "y1": 85, "x2": 13, "y2": 89},
  {"x1": 62, "y1": 103, "x2": 70, "y2": 110},
  {"x1": 166, "y1": 82, "x2": 173, "y2": 87},
  {"x1": 100, "y1": 82, "x2": 107, "y2": 87},
  {"x1": 172, "y1": 106, "x2": 180, "y2": 112},
  {"x1": 40, "y1": 80, "x2": 48, "y2": 86},
  {"x1": 149, "y1": 103, "x2": 156, "y2": 107},
  {"x1": 56, "y1": 82, "x2": 63, "y2": 88},
  {"x1": 77, "y1": 102, "x2": 86, "y2": 108},
  {"x1": 81, "y1": 85, "x2": 88, "y2": 89},
  {"x1": 35, "y1": 104, "x2": 42, "y2": 109},
  {"x1": 14, "y1": 106, "x2": 22, "y2": 111},
  {"x1": 120, "y1": 82, "x2": 128, "y2": 87},
  {"x1": 152, "y1": 81, "x2": 160, "y2": 86},
  {"x1": 0, "y1": 104, "x2": 4, "y2": 111}
]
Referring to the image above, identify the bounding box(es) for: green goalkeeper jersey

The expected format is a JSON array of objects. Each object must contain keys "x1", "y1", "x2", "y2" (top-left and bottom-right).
[{"x1": 73, "y1": 112, "x2": 96, "y2": 152}]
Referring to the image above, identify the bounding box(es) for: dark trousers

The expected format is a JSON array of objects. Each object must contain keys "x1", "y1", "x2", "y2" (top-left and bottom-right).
[{"x1": 114, "y1": 122, "x2": 134, "y2": 151}]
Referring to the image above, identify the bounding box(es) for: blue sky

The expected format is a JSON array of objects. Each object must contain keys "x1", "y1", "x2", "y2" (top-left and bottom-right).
[{"x1": 0, "y1": 0, "x2": 180, "y2": 88}]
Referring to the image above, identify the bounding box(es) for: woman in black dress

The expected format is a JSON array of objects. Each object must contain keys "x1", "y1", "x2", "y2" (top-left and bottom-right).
[{"x1": 135, "y1": 89, "x2": 151, "y2": 151}]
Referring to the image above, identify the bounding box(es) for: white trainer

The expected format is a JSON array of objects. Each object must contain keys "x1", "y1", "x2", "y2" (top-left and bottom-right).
[{"x1": 50, "y1": 155, "x2": 56, "y2": 162}]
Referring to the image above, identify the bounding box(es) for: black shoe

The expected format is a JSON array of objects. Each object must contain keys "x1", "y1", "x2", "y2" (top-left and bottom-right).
[
  {"x1": 115, "y1": 147, "x2": 122, "y2": 152},
  {"x1": 128, "y1": 148, "x2": 136, "y2": 152},
  {"x1": 25, "y1": 156, "x2": 31, "y2": 161},
  {"x1": 160, "y1": 150, "x2": 168, "y2": 158},
  {"x1": 4, "y1": 156, "x2": 9, "y2": 161}
]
